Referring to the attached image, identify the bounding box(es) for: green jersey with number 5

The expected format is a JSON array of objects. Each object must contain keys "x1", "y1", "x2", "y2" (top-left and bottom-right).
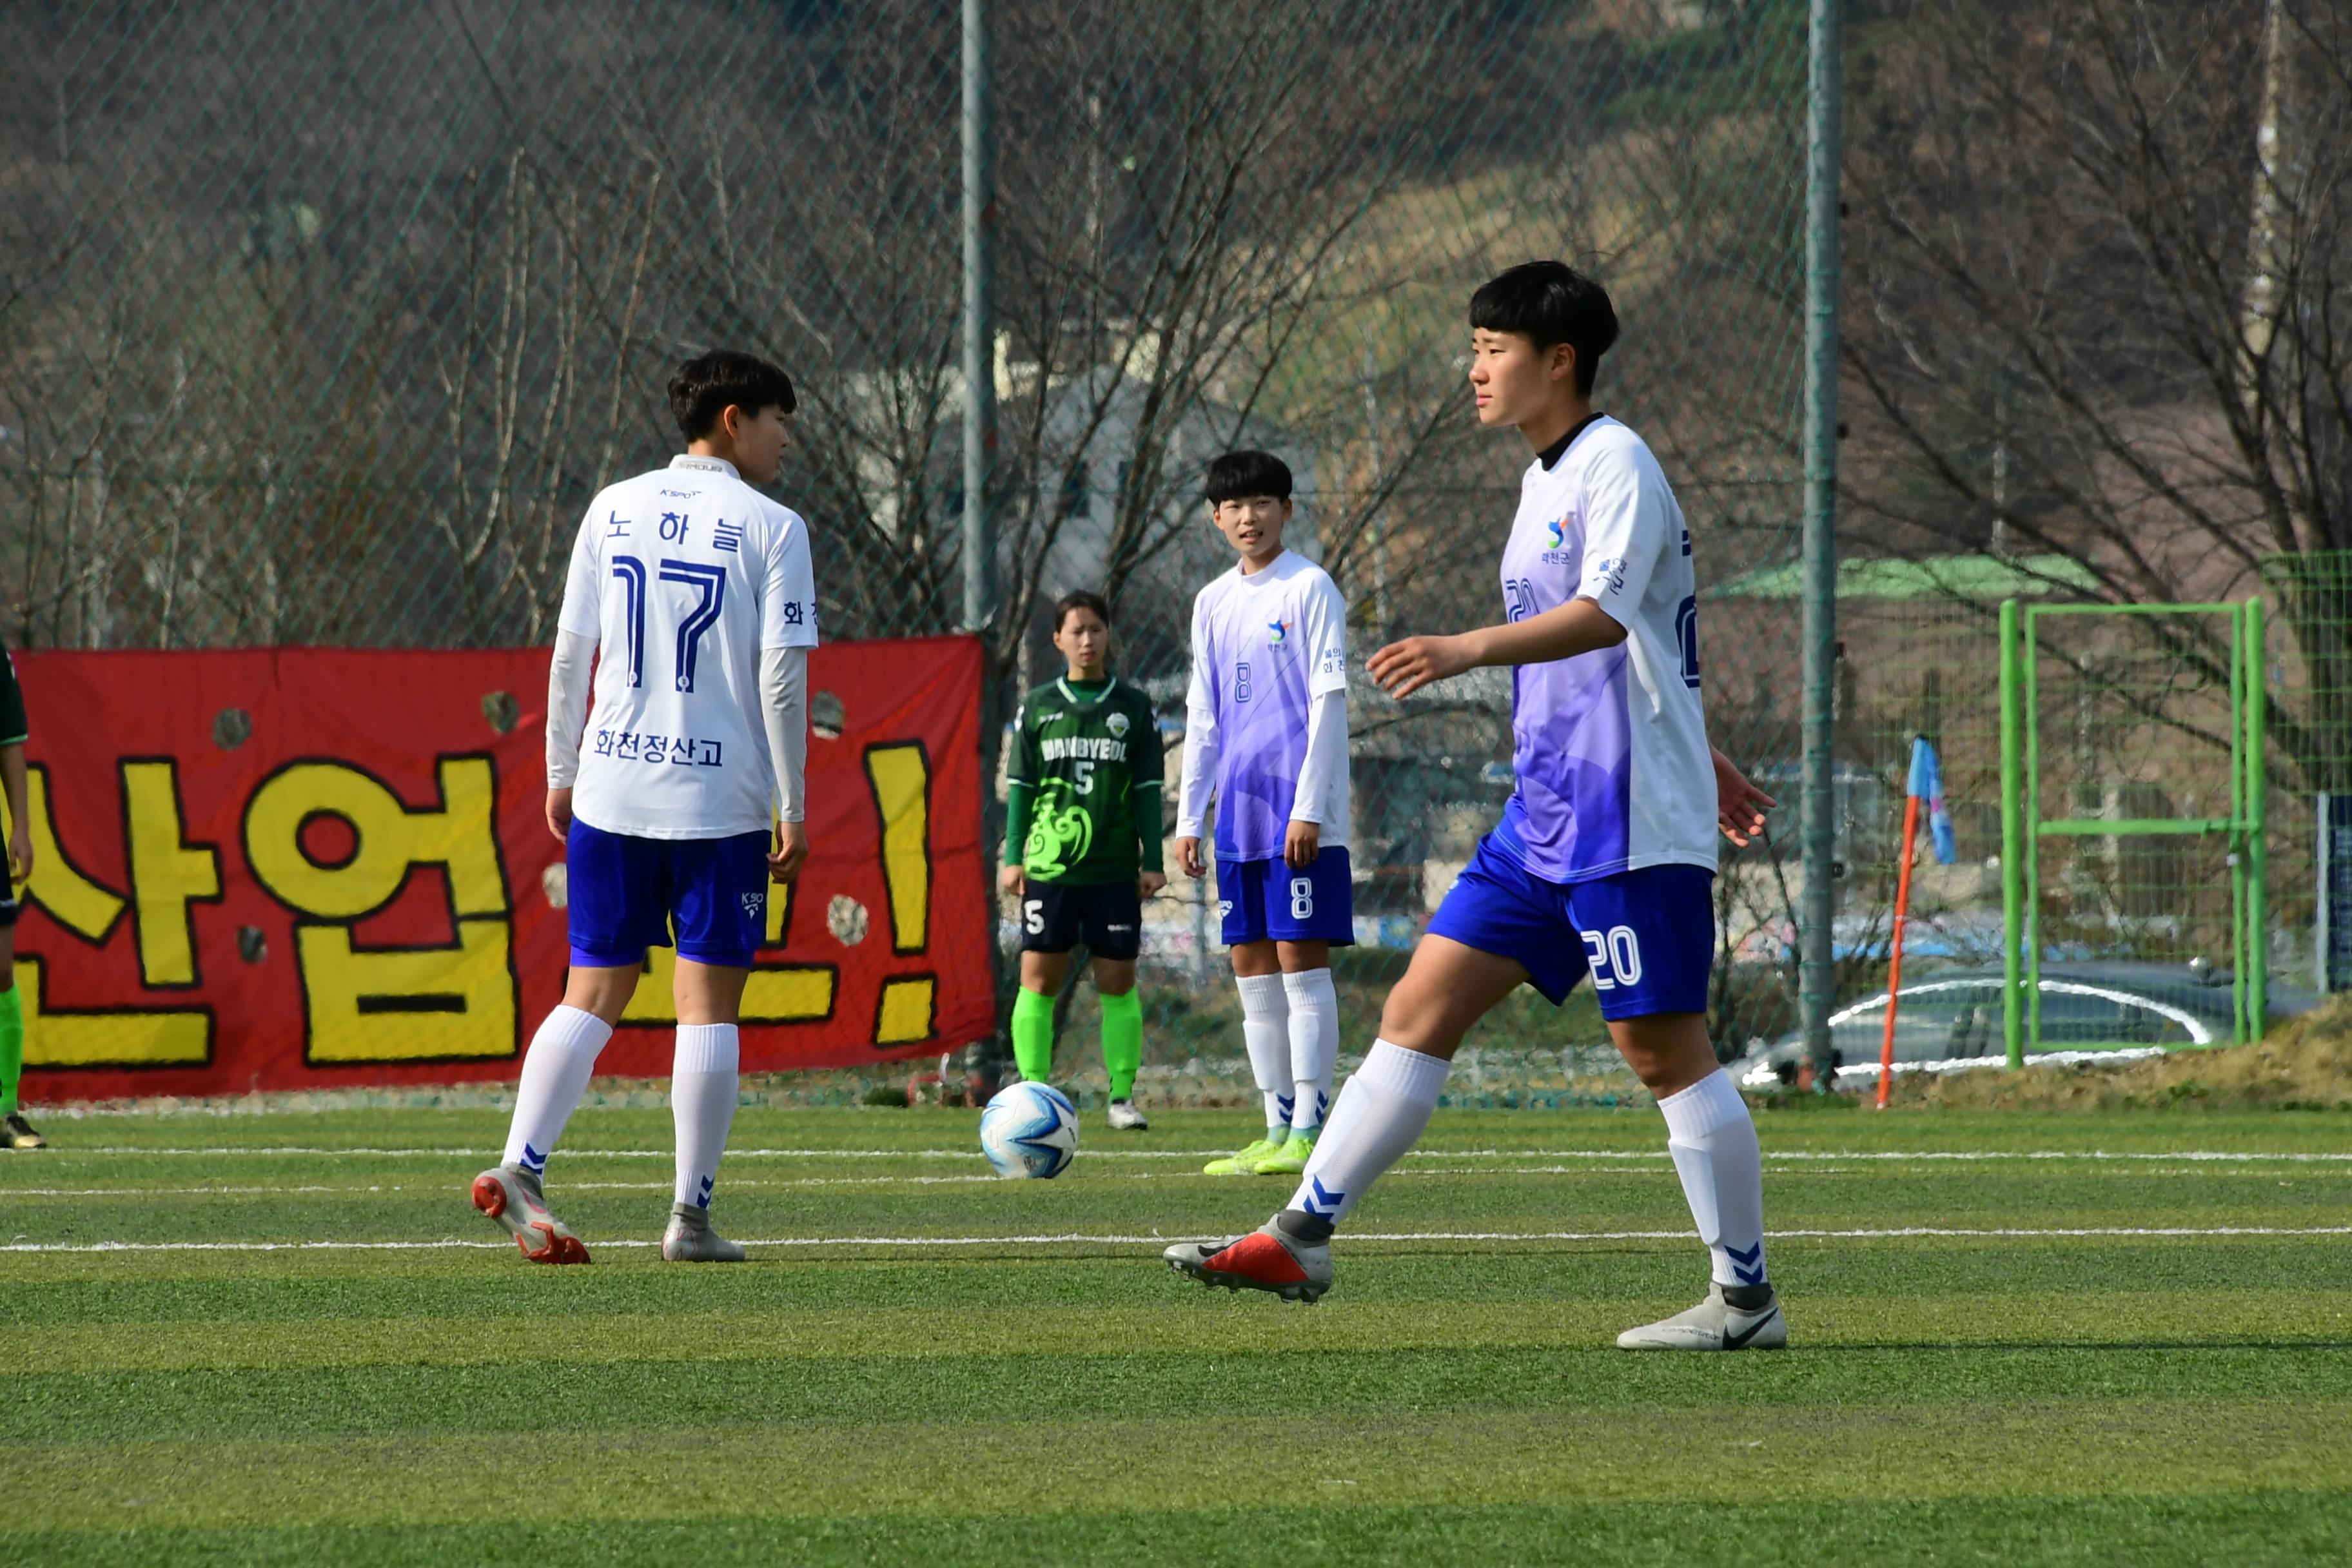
[{"x1": 1004, "y1": 677, "x2": 1164, "y2": 887}]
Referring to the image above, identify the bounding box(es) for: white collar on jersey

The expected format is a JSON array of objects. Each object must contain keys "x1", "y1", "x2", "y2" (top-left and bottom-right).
[
  {"x1": 1233, "y1": 548, "x2": 1296, "y2": 585},
  {"x1": 671, "y1": 454, "x2": 741, "y2": 478},
  {"x1": 1055, "y1": 676, "x2": 1117, "y2": 704}
]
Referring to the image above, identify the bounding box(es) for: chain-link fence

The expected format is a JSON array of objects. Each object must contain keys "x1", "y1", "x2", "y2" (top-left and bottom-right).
[
  {"x1": 2, "y1": 1, "x2": 1814, "y2": 1101},
  {"x1": 1750, "y1": 553, "x2": 2352, "y2": 1090}
]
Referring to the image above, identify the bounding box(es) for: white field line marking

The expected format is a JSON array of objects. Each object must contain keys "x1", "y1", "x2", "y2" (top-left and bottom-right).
[
  {"x1": 10, "y1": 1159, "x2": 2311, "y2": 1200},
  {"x1": 7, "y1": 1224, "x2": 2351, "y2": 1255},
  {"x1": 1, "y1": 1169, "x2": 1675, "y2": 1200},
  {"x1": 50, "y1": 1144, "x2": 2352, "y2": 1165}
]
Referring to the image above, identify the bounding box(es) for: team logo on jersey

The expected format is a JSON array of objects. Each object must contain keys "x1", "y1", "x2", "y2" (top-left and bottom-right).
[
  {"x1": 1106, "y1": 710, "x2": 1130, "y2": 738},
  {"x1": 1023, "y1": 780, "x2": 1095, "y2": 878},
  {"x1": 1267, "y1": 620, "x2": 1289, "y2": 645},
  {"x1": 1545, "y1": 516, "x2": 1566, "y2": 549}
]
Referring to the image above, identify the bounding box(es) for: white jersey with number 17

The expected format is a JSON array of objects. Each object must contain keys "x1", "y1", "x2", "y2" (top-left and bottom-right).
[{"x1": 556, "y1": 454, "x2": 819, "y2": 841}]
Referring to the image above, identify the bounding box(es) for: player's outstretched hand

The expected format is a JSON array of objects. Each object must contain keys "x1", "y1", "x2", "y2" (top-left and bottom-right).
[
  {"x1": 770, "y1": 820, "x2": 809, "y2": 884},
  {"x1": 1367, "y1": 634, "x2": 1473, "y2": 700},
  {"x1": 999, "y1": 863, "x2": 1026, "y2": 896},
  {"x1": 544, "y1": 787, "x2": 573, "y2": 845},
  {"x1": 1283, "y1": 818, "x2": 1320, "y2": 868},
  {"x1": 1138, "y1": 870, "x2": 1167, "y2": 899},
  {"x1": 7, "y1": 820, "x2": 31, "y2": 887},
  {"x1": 1712, "y1": 747, "x2": 1775, "y2": 848},
  {"x1": 1175, "y1": 836, "x2": 1207, "y2": 879}
]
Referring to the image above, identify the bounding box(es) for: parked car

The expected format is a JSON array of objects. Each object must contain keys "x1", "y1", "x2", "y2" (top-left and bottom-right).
[{"x1": 1736, "y1": 961, "x2": 2317, "y2": 1089}]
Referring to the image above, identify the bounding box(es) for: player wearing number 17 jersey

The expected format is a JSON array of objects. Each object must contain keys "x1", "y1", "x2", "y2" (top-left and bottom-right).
[
  {"x1": 473, "y1": 349, "x2": 818, "y2": 1267},
  {"x1": 1168, "y1": 264, "x2": 1787, "y2": 1352}
]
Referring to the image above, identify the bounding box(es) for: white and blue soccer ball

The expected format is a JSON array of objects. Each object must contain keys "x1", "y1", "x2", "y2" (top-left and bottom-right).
[{"x1": 979, "y1": 1082, "x2": 1079, "y2": 1179}]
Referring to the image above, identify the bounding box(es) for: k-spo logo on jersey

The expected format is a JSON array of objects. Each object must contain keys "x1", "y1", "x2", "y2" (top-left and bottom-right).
[{"x1": 5, "y1": 641, "x2": 994, "y2": 1097}]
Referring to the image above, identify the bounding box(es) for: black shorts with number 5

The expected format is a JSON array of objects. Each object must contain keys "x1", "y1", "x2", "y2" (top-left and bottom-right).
[{"x1": 1020, "y1": 879, "x2": 1142, "y2": 960}]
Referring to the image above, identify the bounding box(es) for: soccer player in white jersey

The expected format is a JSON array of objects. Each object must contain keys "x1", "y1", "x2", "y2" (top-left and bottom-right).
[
  {"x1": 1177, "y1": 451, "x2": 1352, "y2": 1181},
  {"x1": 1168, "y1": 264, "x2": 1787, "y2": 1350},
  {"x1": 472, "y1": 349, "x2": 818, "y2": 1266}
]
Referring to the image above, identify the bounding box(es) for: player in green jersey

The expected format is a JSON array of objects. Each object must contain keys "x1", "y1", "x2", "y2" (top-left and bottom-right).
[
  {"x1": 999, "y1": 590, "x2": 1168, "y2": 1129},
  {"x1": 0, "y1": 640, "x2": 40, "y2": 1150}
]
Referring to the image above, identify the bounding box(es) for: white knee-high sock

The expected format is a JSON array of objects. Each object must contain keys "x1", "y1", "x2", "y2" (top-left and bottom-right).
[
  {"x1": 1235, "y1": 972, "x2": 1294, "y2": 1132},
  {"x1": 672, "y1": 1024, "x2": 740, "y2": 1209},
  {"x1": 1658, "y1": 1069, "x2": 1768, "y2": 1289},
  {"x1": 502, "y1": 1006, "x2": 613, "y2": 1174},
  {"x1": 1280, "y1": 968, "x2": 1338, "y2": 1132},
  {"x1": 1284, "y1": 1039, "x2": 1449, "y2": 1227}
]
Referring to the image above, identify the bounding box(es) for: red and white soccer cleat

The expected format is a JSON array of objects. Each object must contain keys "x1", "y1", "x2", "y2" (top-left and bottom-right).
[
  {"x1": 1164, "y1": 1220, "x2": 1332, "y2": 1304},
  {"x1": 472, "y1": 1164, "x2": 591, "y2": 1264}
]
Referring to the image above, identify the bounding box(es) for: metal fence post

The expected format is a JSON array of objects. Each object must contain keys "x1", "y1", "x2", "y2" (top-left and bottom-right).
[
  {"x1": 2248, "y1": 595, "x2": 2268, "y2": 1038},
  {"x1": 1799, "y1": 0, "x2": 1845, "y2": 1085},
  {"x1": 1999, "y1": 598, "x2": 2024, "y2": 1068},
  {"x1": 961, "y1": 0, "x2": 997, "y2": 638}
]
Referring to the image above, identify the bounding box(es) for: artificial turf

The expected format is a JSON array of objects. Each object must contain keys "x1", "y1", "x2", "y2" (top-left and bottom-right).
[{"x1": 3, "y1": 1104, "x2": 2348, "y2": 1563}]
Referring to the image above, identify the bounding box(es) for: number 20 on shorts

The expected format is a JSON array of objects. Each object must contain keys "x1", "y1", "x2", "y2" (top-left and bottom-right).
[{"x1": 1579, "y1": 925, "x2": 1643, "y2": 990}]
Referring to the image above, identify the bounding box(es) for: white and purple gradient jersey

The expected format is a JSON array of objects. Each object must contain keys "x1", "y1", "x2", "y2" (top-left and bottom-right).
[
  {"x1": 557, "y1": 455, "x2": 819, "y2": 841},
  {"x1": 1182, "y1": 551, "x2": 1351, "y2": 861},
  {"x1": 1492, "y1": 416, "x2": 1716, "y2": 883}
]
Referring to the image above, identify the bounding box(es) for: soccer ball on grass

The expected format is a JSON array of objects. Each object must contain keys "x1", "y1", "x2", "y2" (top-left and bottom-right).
[{"x1": 979, "y1": 1082, "x2": 1079, "y2": 1179}]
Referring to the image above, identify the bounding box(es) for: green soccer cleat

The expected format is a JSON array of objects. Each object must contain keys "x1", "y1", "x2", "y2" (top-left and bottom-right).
[
  {"x1": 1246, "y1": 1128, "x2": 1315, "y2": 1175},
  {"x1": 1203, "y1": 1135, "x2": 1287, "y2": 1176}
]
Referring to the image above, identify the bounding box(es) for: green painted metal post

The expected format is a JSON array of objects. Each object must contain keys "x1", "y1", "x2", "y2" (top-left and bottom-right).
[
  {"x1": 2230, "y1": 605, "x2": 2248, "y2": 1043},
  {"x1": 2248, "y1": 596, "x2": 2268, "y2": 1039},
  {"x1": 2024, "y1": 605, "x2": 2043, "y2": 1051},
  {"x1": 1798, "y1": 0, "x2": 1845, "y2": 1084},
  {"x1": 2000, "y1": 599, "x2": 2024, "y2": 1069}
]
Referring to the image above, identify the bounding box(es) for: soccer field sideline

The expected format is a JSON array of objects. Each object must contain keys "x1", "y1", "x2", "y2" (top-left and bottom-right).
[{"x1": 6, "y1": 1106, "x2": 2350, "y2": 1564}]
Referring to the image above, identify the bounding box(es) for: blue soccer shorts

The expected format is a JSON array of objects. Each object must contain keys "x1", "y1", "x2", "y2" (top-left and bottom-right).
[
  {"x1": 1426, "y1": 835, "x2": 1713, "y2": 1018},
  {"x1": 1216, "y1": 847, "x2": 1355, "y2": 946},
  {"x1": 565, "y1": 819, "x2": 771, "y2": 970}
]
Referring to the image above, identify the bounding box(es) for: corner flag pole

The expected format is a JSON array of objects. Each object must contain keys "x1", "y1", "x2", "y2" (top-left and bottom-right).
[
  {"x1": 1878, "y1": 737, "x2": 1954, "y2": 1109},
  {"x1": 1875, "y1": 792, "x2": 1920, "y2": 1111}
]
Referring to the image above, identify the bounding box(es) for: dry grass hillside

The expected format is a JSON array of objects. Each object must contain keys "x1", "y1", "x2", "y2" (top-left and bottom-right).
[{"x1": 1891, "y1": 997, "x2": 2352, "y2": 1112}]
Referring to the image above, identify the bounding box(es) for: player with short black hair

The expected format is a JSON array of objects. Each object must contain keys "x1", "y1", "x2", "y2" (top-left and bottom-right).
[
  {"x1": 669, "y1": 349, "x2": 798, "y2": 442},
  {"x1": 999, "y1": 590, "x2": 1166, "y2": 1128},
  {"x1": 1178, "y1": 449, "x2": 1355, "y2": 1180},
  {"x1": 1168, "y1": 266, "x2": 1786, "y2": 1353},
  {"x1": 0, "y1": 641, "x2": 41, "y2": 1151},
  {"x1": 1202, "y1": 448, "x2": 1296, "y2": 509},
  {"x1": 1468, "y1": 259, "x2": 1620, "y2": 397},
  {"x1": 473, "y1": 347, "x2": 818, "y2": 1264}
]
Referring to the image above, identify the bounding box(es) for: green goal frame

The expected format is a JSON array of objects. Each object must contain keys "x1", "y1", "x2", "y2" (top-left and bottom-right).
[{"x1": 1997, "y1": 598, "x2": 2266, "y2": 1066}]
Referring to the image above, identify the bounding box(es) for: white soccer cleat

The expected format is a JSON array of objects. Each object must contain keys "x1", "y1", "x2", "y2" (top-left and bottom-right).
[
  {"x1": 1616, "y1": 1283, "x2": 1787, "y2": 1351},
  {"x1": 471, "y1": 1164, "x2": 589, "y2": 1264},
  {"x1": 1106, "y1": 1098, "x2": 1149, "y2": 1131},
  {"x1": 662, "y1": 1202, "x2": 747, "y2": 1262}
]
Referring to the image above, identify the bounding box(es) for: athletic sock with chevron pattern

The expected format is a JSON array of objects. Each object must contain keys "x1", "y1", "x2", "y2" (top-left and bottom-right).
[
  {"x1": 671, "y1": 1024, "x2": 740, "y2": 1210},
  {"x1": 1658, "y1": 1068, "x2": 1768, "y2": 1291},
  {"x1": 1279, "y1": 1039, "x2": 1448, "y2": 1235}
]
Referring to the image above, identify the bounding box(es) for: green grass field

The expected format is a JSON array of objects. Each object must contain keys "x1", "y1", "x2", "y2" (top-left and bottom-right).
[{"x1": 5, "y1": 1102, "x2": 2350, "y2": 1565}]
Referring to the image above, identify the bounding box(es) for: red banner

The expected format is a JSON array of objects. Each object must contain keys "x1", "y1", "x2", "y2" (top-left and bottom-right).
[{"x1": 8, "y1": 640, "x2": 992, "y2": 1099}]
